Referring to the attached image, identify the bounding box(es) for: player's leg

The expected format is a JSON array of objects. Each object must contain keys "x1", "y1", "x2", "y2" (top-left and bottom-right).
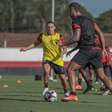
[
  {"x1": 52, "y1": 64, "x2": 69, "y2": 96},
  {"x1": 102, "y1": 65, "x2": 112, "y2": 95},
  {"x1": 78, "y1": 72, "x2": 83, "y2": 85},
  {"x1": 82, "y1": 65, "x2": 94, "y2": 94},
  {"x1": 74, "y1": 70, "x2": 83, "y2": 91},
  {"x1": 96, "y1": 68, "x2": 112, "y2": 92},
  {"x1": 101, "y1": 65, "x2": 111, "y2": 95},
  {"x1": 42, "y1": 62, "x2": 51, "y2": 95},
  {"x1": 48, "y1": 68, "x2": 54, "y2": 81},
  {"x1": 88, "y1": 65, "x2": 94, "y2": 84},
  {"x1": 62, "y1": 50, "x2": 89, "y2": 101},
  {"x1": 61, "y1": 61, "x2": 81, "y2": 101},
  {"x1": 58, "y1": 74, "x2": 69, "y2": 96},
  {"x1": 90, "y1": 50, "x2": 112, "y2": 93},
  {"x1": 68, "y1": 61, "x2": 81, "y2": 93}
]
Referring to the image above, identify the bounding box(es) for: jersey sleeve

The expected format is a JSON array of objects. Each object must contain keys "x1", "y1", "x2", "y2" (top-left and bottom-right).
[
  {"x1": 59, "y1": 35, "x2": 64, "y2": 46},
  {"x1": 34, "y1": 33, "x2": 42, "y2": 46},
  {"x1": 72, "y1": 18, "x2": 81, "y2": 30},
  {"x1": 37, "y1": 33, "x2": 42, "y2": 42},
  {"x1": 72, "y1": 23, "x2": 80, "y2": 30}
]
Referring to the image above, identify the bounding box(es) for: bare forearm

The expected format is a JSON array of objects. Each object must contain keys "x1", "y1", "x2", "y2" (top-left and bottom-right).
[
  {"x1": 62, "y1": 46, "x2": 67, "y2": 54},
  {"x1": 25, "y1": 44, "x2": 35, "y2": 50},
  {"x1": 99, "y1": 32, "x2": 105, "y2": 50},
  {"x1": 94, "y1": 22, "x2": 106, "y2": 50},
  {"x1": 20, "y1": 44, "x2": 35, "y2": 52}
]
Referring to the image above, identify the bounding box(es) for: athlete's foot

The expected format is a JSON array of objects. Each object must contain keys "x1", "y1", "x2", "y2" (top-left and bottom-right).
[
  {"x1": 42, "y1": 88, "x2": 49, "y2": 96},
  {"x1": 64, "y1": 91, "x2": 70, "y2": 97},
  {"x1": 102, "y1": 90, "x2": 110, "y2": 96},
  {"x1": 83, "y1": 85, "x2": 93, "y2": 94},
  {"x1": 61, "y1": 95, "x2": 78, "y2": 102},
  {"x1": 49, "y1": 77, "x2": 58, "y2": 82},
  {"x1": 49, "y1": 76, "x2": 54, "y2": 81},
  {"x1": 61, "y1": 94, "x2": 78, "y2": 102}
]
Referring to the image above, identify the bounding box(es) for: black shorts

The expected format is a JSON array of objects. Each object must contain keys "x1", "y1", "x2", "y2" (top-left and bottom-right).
[
  {"x1": 43, "y1": 60, "x2": 65, "y2": 74},
  {"x1": 72, "y1": 47, "x2": 103, "y2": 69}
]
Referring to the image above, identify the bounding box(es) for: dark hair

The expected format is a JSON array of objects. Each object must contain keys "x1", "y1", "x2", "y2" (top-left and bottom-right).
[
  {"x1": 47, "y1": 21, "x2": 56, "y2": 26},
  {"x1": 69, "y1": 2, "x2": 81, "y2": 11}
]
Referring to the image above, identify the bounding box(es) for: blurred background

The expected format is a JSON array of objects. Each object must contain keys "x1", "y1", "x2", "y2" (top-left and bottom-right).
[{"x1": 0, "y1": 0, "x2": 112, "y2": 47}]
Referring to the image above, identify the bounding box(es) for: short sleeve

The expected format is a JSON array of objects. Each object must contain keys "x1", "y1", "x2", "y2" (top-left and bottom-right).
[
  {"x1": 72, "y1": 18, "x2": 81, "y2": 30},
  {"x1": 59, "y1": 35, "x2": 64, "y2": 45},
  {"x1": 72, "y1": 23, "x2": 80, "y2": 30}
]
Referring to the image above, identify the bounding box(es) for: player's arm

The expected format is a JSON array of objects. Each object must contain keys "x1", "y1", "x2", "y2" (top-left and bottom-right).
[
  {"x1": 62, "y1": 30, "x2": 80, "y2": 46},
  {"x1": 63, "y1": 23, "x2": 81, "y2": 47},
  {"x1": 61, "y1": 46, "x2": 67, "y2": 57},
  {"x1": 94, "y1": 22, "x2": 107, "y2": 55},
  {"x1": 71, "y1": 28, "x2": 81, "y2": 46},
  {"x1": 20, "y1": 33, "x2": 42, "y2": 52},
  {"x1": 58, "y1": 35, "x2": 67, "y2": 56},
  {"x1": 94, "y1": 23, "x2": 105, "y2": 50}
]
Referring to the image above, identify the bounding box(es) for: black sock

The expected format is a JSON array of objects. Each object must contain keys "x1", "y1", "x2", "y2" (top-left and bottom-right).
[
  {"x1": 70, "y1": 92, "x2": 76, "y2": 95},
  {"x1": 78, "y1": 79, "x2": 82, "y2": 85},
  {"x1": 64, "y1": 89, "x2": 68, "y2": 93}
]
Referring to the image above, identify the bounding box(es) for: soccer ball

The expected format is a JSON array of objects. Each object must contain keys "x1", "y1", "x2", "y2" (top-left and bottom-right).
[{"x1": 44, "y1": 90, "x2": 57, "y2": 102}]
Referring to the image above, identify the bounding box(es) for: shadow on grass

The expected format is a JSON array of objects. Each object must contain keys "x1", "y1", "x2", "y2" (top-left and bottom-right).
[
  {"x1": 0, "y1": 94, "x2": 41, "y2": 97},
  {"x1": 0, "y1": 97, "x2": 45, "y2": 102},
  {"x1": 0, "y1": 90, "x2": 42, "y2": 97},
  {"x1": 79, "y1": 100, "x2": 96, "y2": 104}
]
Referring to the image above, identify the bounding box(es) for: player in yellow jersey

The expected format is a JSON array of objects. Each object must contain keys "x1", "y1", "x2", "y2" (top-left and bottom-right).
[{"x1": 20, "y1": 21, "x2": 69, "y2": 97}]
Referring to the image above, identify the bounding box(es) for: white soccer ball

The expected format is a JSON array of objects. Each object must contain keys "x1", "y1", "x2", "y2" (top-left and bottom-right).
[{"x1": 44, "y1": 90, "x2": 57, "y2": 102}]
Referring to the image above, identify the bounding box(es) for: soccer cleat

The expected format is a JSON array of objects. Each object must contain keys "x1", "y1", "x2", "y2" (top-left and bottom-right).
[
  {"x1": 83, "y1": 85, "x2": 93, "y2": 94},
  {"x1": 102, "y1": 90, "x2": 110, "y2": 96},
  {"x1": 64, "y1": 91, "x2": 70, "y2": 97},
  {"x1": 42, "y1": 88, "x2": 49, "y2": 96},
  {"x1": 61, "y1": 95, "x2": 78, "y2": 102},
  {"x1": 49, "y1": 77, "x2": 58, "y2": 82},
  {"x1": 49, "y1": 76, "x2": 54, "y2": 81}
]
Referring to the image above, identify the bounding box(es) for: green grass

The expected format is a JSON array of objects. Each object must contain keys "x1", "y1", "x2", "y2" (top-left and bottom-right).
[{"x1": 0, "y1": 75, "x2": 112, "y2": 112}]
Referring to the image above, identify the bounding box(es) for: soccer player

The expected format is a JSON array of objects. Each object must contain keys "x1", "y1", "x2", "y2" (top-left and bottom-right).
[
  {"x1": 20, "y1": 21, "x2": 69, "y2": 96},
  {"x1": 61, "y1": 2, "x2": 112, "y2": 102},
  {"x1": 101, "y1": 46, "x2": 112, "y2": 95}
]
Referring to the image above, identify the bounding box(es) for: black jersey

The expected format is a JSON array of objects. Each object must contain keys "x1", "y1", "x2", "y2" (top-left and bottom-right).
[{"x1": 72, "y1": 16, "x2": 96, "y2": 48}]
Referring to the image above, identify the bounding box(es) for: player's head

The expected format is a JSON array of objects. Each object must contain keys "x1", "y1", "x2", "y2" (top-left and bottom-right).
[
  {"x1": 69, "y1": 2, "x2": 82, "y2": 18},
  {"x1": 47, "y1": 21, "x2": 56, "y2": 35}
]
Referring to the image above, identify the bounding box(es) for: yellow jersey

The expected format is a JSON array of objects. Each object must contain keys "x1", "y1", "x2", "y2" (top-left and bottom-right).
[{"x1": 41, "y1": 32, "x2": 64, "y2": 66}]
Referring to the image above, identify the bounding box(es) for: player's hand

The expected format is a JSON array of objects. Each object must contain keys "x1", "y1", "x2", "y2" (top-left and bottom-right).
[
  {"x1": 20, "y1": 48, "x2": 27, "y2": 52},
  {"x1": 102, "y1": 49, "x2": 108, "y2": 57}
]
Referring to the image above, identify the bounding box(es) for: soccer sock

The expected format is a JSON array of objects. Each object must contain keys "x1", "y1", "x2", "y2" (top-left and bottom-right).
[
  {"x1": 78, "y1": 79, "x2": 82, "y2": 85},
  {"x1": 44, "y1": 82, "x2": 48, "y2": 88},
  {"x1": 54, "y1": 75, "x2": 57, "y2": 79},
  {"x1": 64, "y1": 89, "x2": 68, "y2": 94}
]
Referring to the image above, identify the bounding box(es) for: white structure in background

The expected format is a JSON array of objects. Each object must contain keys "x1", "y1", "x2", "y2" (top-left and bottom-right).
[
  {"x1": 52, "y1": 0, "x2": 55, "y2": 22},
  {"x1": 0, "y1": 48, "x2": 78, "y2": 62}
]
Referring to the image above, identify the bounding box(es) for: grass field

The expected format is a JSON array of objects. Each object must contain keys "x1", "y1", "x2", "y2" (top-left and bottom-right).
[{"x1": 0, "y1": 75, "x2": 112, "y2": 112}]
